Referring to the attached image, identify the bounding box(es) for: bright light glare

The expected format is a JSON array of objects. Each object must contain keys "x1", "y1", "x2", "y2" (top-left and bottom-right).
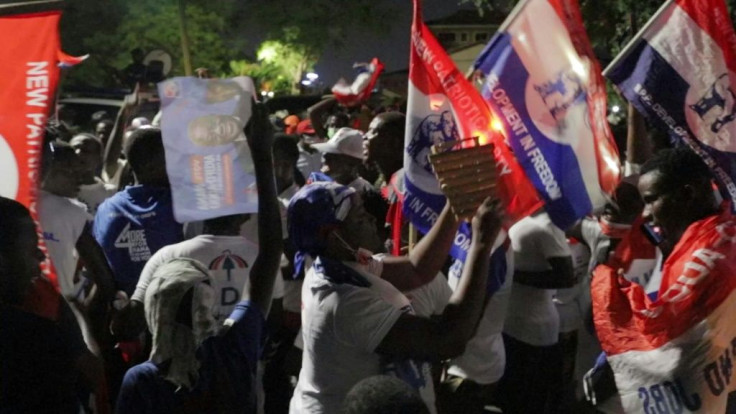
[
  {"x1": 569, "y1": 55, "x2": 587, "y2": 80},
  {"x1": 604, "y1": 155, "x2": 621, "y2": 176},
  {"x1": 260, "y1": 91, "x2": 268, "y2": 96},
  {"x1": 474, "y1": 132, "x2": 489, "y2": 145},
  {"x1": 267, "y1": 91, "x2": 275, "y2": 98},
  {"x1": 301, "y1": 80, "x2": 312, "y2": 86},
  {"x1": 491, "y1": 119, "x2": 504, "y2": 132},
  {"x1": 430, "y1": 96, "x2": 445, "y2": 111},
  {"x1": 258, "y1": 46, "x2": 277, "y2": 62},
  {"x1": 611, "y1": 105, "x2": 620, "y2": 113},
  {"x1": 306, "y1": 72, "x2": 319, "y2": 81}
]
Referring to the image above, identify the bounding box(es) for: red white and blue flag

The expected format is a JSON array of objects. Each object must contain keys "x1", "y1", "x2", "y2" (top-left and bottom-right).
[
  {"x1": 405, "y1": 0, "x2": 541, "y2": 263},
  {"x1": 473, "y1": 0, "x2": 621, "y2": 230},
  {"x1": 605, "y1": 0, "x2": 736, "y2": 212},
  {"x1": 57, "y1": 51, "x2": 88, "y2": 69},
  {"x1": 331, "y1": 57, "x2": 384, "y2": 107},
  {"x1": 592, "y1": 209, "x2": 736, "y2": 413}
]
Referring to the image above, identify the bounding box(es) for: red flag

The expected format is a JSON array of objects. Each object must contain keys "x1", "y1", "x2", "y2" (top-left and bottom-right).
[
  {"x1": 0, "y1": 11, "x2": 65, "y2": 289},
  {"x1": 592, "y1": 208, "x2": 736, "y2": 412}
]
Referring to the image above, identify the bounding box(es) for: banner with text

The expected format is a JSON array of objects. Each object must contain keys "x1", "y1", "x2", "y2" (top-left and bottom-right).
[
  {"x1": 158, "y1": 76, "x2": 258, "y2": 222},
  {"x1": 606, "y1": 0, "x2": 736, "y2": 211},
  {"x1": 405, "y1": 0, "x2": 542, "y2": 264},
  {"x1": 474, "y1": 0, "x2": 621, "y2": 230},
  {"x1": 593, "y1": 209, "x2": 736, "y2": 413},
  {"x1": 0, "y1": 11, "x2": 64, "y2": 288}
]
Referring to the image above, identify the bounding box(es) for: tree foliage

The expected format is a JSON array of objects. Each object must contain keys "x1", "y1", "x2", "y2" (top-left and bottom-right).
[
  {"x1": 222, "y1": 59, "x2": 292, "y2": 95},
  {"x1": 62, "y1": 0, "x2": 236, "y2": 87},
  {"x1": 238, "y1": 0, "x2": 394, "y2": 56},
  {"x1": 60, "y1": 0, "x2": 393, "y2": 91}
]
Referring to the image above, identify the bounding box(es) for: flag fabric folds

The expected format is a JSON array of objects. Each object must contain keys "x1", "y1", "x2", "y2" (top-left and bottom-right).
[
  {"x1": 0, "y1": 11, "x2": 65, "y2": 289},
  {"x1": 592, "y1": 209, "x2": 736, "y2": 413},
  {"x1": 473, "y1": 0, "x2": 621, "y2": 230},
  {"x1": 606, "y1": 0, "x2": 736, "y2": 211},
  {"x1": 404, "y1": 0, "x2": 541, "y2": 263},
  {"x1": 57, "y1": 51, "x2": 89, "y2": 68},
  {"x1": 331, "y1": 57, "x2": 385, "y2": 107}
]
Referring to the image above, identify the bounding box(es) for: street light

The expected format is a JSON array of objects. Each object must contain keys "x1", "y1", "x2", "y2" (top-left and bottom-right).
[
  {"x1": 306, "y1": 72, "x2": 319, "y2": 81},
  {"x1": 258, "y1": 45, "x2": 277, "y2": 62},
  {"x1": 301, "y1": 79, "x2": 312, "y2": 86}
]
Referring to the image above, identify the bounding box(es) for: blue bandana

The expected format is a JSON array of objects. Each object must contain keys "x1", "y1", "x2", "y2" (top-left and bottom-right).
[{"x1": 287, "y1": 182, "x2": 355, "y2": 279}]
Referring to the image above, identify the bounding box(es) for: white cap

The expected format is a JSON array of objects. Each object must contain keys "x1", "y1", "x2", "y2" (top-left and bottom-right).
[{"x1": 311, "y1": 127, "x2": 364, "y2": 160}]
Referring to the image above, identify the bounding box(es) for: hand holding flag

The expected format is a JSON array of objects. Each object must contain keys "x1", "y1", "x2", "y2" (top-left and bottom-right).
[{"x1": 403, "y1": 0, "x2": 541, "y2": 266}]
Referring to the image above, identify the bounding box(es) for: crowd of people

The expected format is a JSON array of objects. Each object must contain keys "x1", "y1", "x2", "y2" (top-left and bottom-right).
[{"x1": 1, "y1": 75, "x2": 732, "y2": 414}]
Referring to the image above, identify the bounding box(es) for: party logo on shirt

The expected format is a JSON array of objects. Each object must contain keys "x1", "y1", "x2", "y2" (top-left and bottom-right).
[{"x1": 209, "y1": 250, "x2": 248, "y2": 281}]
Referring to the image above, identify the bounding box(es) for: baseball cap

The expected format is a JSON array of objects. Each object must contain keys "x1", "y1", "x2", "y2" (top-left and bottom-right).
[
  {"x1": 284, "y1": 115, "x2": 299, "y2": 134},
  {"x1": 311, "y1": 127, "x2": 364, "y2": 160},
  {"x1": 296, "y1": 119, "x2": 315, "y2": 135}
]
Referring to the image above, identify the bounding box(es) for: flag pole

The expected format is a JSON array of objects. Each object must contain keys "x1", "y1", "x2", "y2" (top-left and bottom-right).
[
  {"x1": 603, "y1": 0, "x2": 674, "y2": 77},
  {"x1": 497, "y1": 0, "x2": 531, "y2": 34},
  {"x1": 0, "y1": 0, "x2": 62, "y2": 15},
  {"x1": 408, "y1": 223, "x2": 418, "y2": 253},
  {"x1": 465, "y1": 0, "x2": 528, "y2": 83}
]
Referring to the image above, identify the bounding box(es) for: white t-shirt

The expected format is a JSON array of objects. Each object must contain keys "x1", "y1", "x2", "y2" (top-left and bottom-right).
[
  {"x1": 38, "y1": 191, "x2": 92, "y2": 298},
  {"x1": 132, "y1": 234, "x2": 259, "y2": 321},
  {"x1": 77, "y1": 177, "x2": 117, "y2": 215},
  {"x1": 296, "y1": 146, "x2": 322, "y2": 182},
  {"x1": 178, "y1": 185, "x2": 298, "y2": 302},
  {"x1": 291, "y1": 261, "x2": 450, "y2": 352},
  {"x1": 504, "y1": 213, "x2": 571, "y2": 346},
  {"x1": 290, "y1": 259, "x2": 403, "y2": 414},
  {"x1": 555, "y1": 239, "x2": 591, "y2": 333},
  {"x1": 580, "y1": 217, "x2": 611, "y2": 273},
  {"x1": 403, "y1": 272, "x2": 452, "y2": 318},
  {"x1": 446, "y1": 233, "x2": 514, "y2": 384}
]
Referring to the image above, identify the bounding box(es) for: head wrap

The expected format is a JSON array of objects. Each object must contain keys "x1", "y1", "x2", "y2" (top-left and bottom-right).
[
  {"x1": 144, "y1": 258, "x2": 218, "y2": 391},
  {"x1": 287, "y1": 182, "x2": 355, "y2": 278}
]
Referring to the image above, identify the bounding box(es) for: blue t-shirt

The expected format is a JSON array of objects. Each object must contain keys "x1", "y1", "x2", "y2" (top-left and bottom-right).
[
  {"x1": 93, "y1": 185, "x2": 183, "y2": 295},
  {"x1": 116, "y1": 301, "x2": 265, "y2": 414}
]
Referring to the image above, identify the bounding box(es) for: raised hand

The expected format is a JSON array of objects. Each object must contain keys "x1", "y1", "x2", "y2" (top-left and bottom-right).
[
  {"x1": 471, "y1": 197, "x2": 504, "y2": 249},
  {"x1": 245, "y1": 101, "x2": 273, "y2": 158}
]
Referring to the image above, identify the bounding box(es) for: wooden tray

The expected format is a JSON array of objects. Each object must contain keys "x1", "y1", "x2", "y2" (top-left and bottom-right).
[{"x1": 429, "y1": 137, "x2": 497, "y2": 220}]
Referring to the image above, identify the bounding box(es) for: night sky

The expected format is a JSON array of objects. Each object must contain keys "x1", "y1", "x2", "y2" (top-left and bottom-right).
[{"x1": 312, "y1": 1, "x2": 471, "y2": 86}]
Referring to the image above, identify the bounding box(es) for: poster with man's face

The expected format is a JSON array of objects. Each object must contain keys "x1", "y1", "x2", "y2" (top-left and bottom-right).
[{"x1": 158, "y1": 76, "x2": 258, "y2": 222}]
